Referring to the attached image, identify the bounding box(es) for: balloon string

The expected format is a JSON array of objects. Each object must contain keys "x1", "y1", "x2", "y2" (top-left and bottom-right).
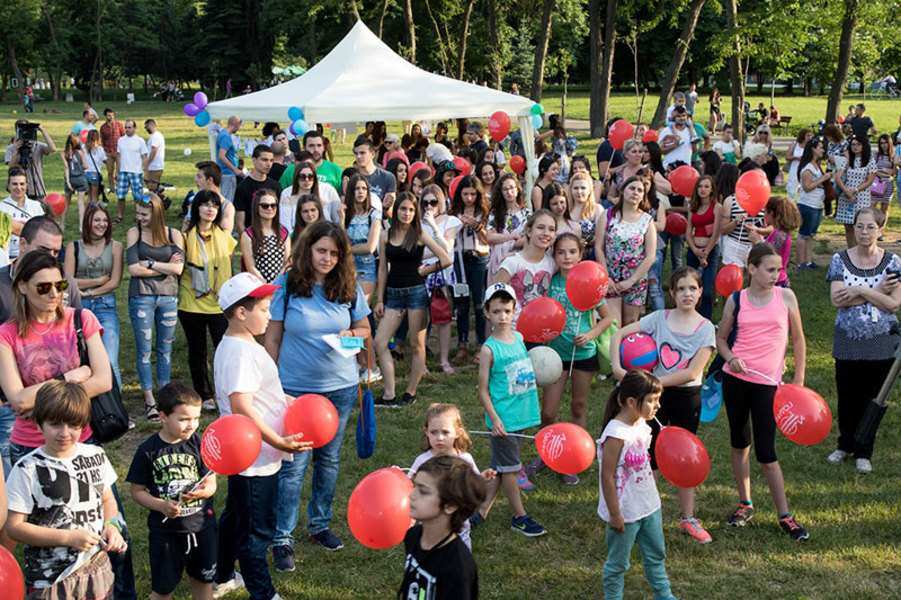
[
  {"x1": 470, "y1": 430, "x2": 536, "y2": 440},
  {"x1": 740, "y1": 367, "x2": 781, "y2": 386},
  {"x1": 162, "y1": 471, "x2": 216, "y2": 524},
  {"x1": 568, "y1": 313, "x2": 581, "y2": 379},
  {"x1": 654, "y1": 416, "x2": 665, "y2": 430}
]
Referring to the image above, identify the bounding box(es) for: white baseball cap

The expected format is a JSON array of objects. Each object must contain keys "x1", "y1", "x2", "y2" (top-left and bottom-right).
[
  {"x1": 218, "y1": 272, "x2": 280, "y2": 311},
  {"x1": 483, "y1": 282, "x2": 517, "y2": 308}
]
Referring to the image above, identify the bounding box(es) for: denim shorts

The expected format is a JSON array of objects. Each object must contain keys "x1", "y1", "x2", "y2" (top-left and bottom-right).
[
  {"x1": 86, "y1": 172, "x2": 102, "y2": 185},
  {"x1": 490, "y1": 433, "x2": 523, "y2": 473},
  {"x1": 798, "y1": 204, "x2": 823, "y2": 239},
  {"x1": 354, "y1": 256, "x2": 377, "y2": 283},
  {"x1": 385, "y1": 284, "x2": 429, "y2": 310}
]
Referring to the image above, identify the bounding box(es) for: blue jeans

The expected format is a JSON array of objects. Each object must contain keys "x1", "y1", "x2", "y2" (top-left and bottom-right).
[
  {"x1": 453, "y1": 253, "x2": 488, "y2": 346},
  {"x1": 648, "y1": 237, "x2": 666, "y2": 312},
  {"x1": 128, "y1": 294, "x2": 178, "y2": 392},
  {"x1": 274, "y1": 384, "x2": 358, "y2": 544},
  {"x1": 603, "y1": 509, "x2": 677, "y2": 600},
  {"x1": 216, "y1": 472, "x2": 279, "y2": 600},
  {"x1": 220, "y1": 172, "x2": 237, "y2": 202},
  {"x1": 666, "y1": 232, "x2": 685, "y2": 271},
  {"x1": 686, "y1": 243, "x2": 720, "y2": 320},
  {"x1": 82, "y1": 293, "x2": 121, "y2": 386},
  {"x1": 0, "y1": 404, "x2": 15, "y2": 477}
]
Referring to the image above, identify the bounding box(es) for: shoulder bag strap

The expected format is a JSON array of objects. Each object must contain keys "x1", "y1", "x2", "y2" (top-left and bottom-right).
[{"x1": 73, "y1": 309, "x2": 88, "y2": 366}]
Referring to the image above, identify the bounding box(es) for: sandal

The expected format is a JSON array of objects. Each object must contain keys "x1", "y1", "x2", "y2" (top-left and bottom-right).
[
  {"x1": 144, "y1": 401, "x2": 160, "y2": 422},
  {"x1": 440, "y1": 362, "x2": 456, "y2": 375}
]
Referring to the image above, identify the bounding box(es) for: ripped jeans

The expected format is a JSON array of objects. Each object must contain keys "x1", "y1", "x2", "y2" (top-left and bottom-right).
[{"x1": 128, "y1": 294, "x2": 179, "y2": 392}]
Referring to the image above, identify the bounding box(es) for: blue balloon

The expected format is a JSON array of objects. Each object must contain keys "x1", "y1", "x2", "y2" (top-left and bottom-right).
[
  {"x1": 194, "y1": 111, "x2": 211, "y2": 127},
  {"x1": 288, "y1": 106, "x2": 304, "y2": 121},
  {"x1": 531, "y1": 113, "x2": 543, "y2": 129},
  {"x1": 291, "y1": 119, "x2": 309, "y2": 135}
]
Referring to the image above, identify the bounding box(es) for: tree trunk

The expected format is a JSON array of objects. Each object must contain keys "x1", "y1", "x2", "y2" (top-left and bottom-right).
[
  {"x1": 348, "y1": 0, "x2": 361, "y2": 22},
  {"x1": 589, "y1": 0, "x2": 604, "y2": 137},
  {"x1": 785, "y1": 78, "x2": 794, "y2": 95},
  {"x1": 378, "y1": 0, "x2": 390, "y2": 38},
  {"x1": 591, "y1": 0, "x2": 619, "y2": 138},
  {"x1": 403, "y1": 0, "x2": 416, "y2": 63},
  {"x1": 803, "y1": 77, "x2": 811, "y2": 97},
  {"x1": 423, "y1": 0, "x2": 448, "y2": 74},
  {"x1": 6, "y1": 42, "x2": 25, "y2": 96},
  {"x1": 457, "y1": 0, "x2": 476, "y2": 79},
  {"x1": 826, "y1": 0, "x2": 858, "y2": 122},
  {"x1": 650, "y1": 0, "x2": 707, "y2": 127},
  {"x1": 725, "y1": 0, "x2": 744, "y2": 143},
  {"x1": 529, "y1": 0, "x2": 555, "y2": 101},
  {"x1": 755, "y1": 71, "x2": 763, "y2": 94},
  {"x1": 487, "y1": 0, "x2": 502, "y2": 88}
]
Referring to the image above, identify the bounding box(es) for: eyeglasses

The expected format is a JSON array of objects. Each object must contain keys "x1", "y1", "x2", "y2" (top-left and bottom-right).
[
  {"x1": 298, "y1": 173, "x2": 315, "y2": 181},
  {"x1": 422, "y1": 198, "x2": 439, "y2": 207},
  {"x1": 35, "y1": 280, "x2": 69, "y2": 295},
  {"x1": 259, "y1": 203, "x2": 277, "y2": 210}
]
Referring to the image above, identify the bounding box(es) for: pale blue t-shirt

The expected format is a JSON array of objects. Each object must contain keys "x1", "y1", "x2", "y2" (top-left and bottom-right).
[
  {"x1": 216, "y1": 130, "x2": 237, "y2": 175},
  {"x1": 270, "y1": 275, "x2": 371, "y2": 393},
  {"x1": 484, "y1": 332, "x2": 540, "y2": 432}
]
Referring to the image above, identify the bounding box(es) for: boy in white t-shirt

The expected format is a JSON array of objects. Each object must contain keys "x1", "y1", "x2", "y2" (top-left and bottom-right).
[{"x1": 212, "y1": 273, "x2": 313, "y2": 600}]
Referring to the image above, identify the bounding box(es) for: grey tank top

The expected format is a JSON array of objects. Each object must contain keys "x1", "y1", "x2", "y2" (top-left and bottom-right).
[
  {"x1": 74, "y1": 240, "x2": 113, "y2": 280},
  {"x1": 126, "y1": 224, "x2": 182, "y2": 297}
]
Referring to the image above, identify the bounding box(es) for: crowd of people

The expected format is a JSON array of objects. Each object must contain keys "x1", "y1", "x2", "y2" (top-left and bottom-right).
[{"x1": 0, "y1": 92, "x2": 899, "y2": 599}]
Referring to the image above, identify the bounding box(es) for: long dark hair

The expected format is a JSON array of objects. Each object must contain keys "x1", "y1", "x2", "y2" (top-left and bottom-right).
[
  {"x1": 538, "y1": 154, "x2": 558, "y2": 180},
  {"x1": 848, "y1": 134, "x2": 871, "y2": 167},
  {"x1": 81, "y1": 203, "x2": 113, "y2": 245},
  {"x1": 389, "y1": 192, "x2": 423, "y2": 252},
  {"x1": 386, "y1": 158, "x2": 409, "y2": 193},
  {"x1": 876, "y1": 133, "x2": 894, "y2": 160},
  {"x1": 186, "y1": 190, "x2": 223, "y2": 231},
  {"x1": 601, "y1": 370, "x2": 663, "y2": 429},
  {"x1": 689, "y1": 175, "x2": 717, "y2": 212},
  {"x1": 11, "y1": 251, "x2": 65, "y2": 336},
  {"x1": 714, "y1": 163, "x2": 739, "y2": 202},
  {"x1": 614, "y1": 175, "x2": 651, "y2": 216},
  {"x1": 249, "y1": 188, "x2": 281, "y2": 256},
  {"x1": 644, "y1": 141, "x2": 665, "y2": 175},
  {"x1": 286, "y1": 221, "x2": 356, "y2": 304},
  {"x1": 450, "y1": 175, "x2": 488, "y2": 222},
  {"x1": 343, "y1": 174, "x2": 371, "y2": 229},
  {"x1": 291, "y1": 160, "x2": 320, "y2": 197},
  {"x1": 797, "y1": 137, "x2": 824, "y2": 178},
  {"x1": 292, "y1": 194, "x2": 322, "y2": 243},
  {"x1": 490, "y1": 173, "x2": 524, "y2": 233},
  {"x1": 541, "y1": 182, "x2": 571, "y2": 219}
]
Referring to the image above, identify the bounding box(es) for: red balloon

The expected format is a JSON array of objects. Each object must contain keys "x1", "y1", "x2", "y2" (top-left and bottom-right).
[
  {"x1": 735, "y1": 169, "x2": 770, "y2": 216},
  {"x1": 774, "y1": 384, "x2": 832, "y2": 446},
  {"x1": 45, "y1": 192, "x2": 66, "y2": 217},
  {"x1": 565, "y1": 260, "x2": 609, "y2": 311},
  {"x1": 715, "y1": 264, "x2": 744, "y2": 297},
  {"x1": 837, "y1": 114, "x2": 845, "y2": 124},
  {"x1": 509, "y1": 155, "x2": 526, "y2": 176},
  {"x1": 452, "y1": 155, "x2": 472, "y2": 176},
  {"x1": 516, "y1": 297, "x2": 566, "y2": 343},
  {"x1": 488, "y1": 111, "x2": 511, "y2": 142},
  {"x1": 284, "y1": 394, "x2": 339, "y2": 449},
  {"x1": 347, "y1": 467, "x2": 413, "y2": 549},
  {"x1": 642, "y1": 129, "x2": 659, "y2": 144},
  {"x1": 409, "y1": 161, "x2": 433, "y2": 178},
  {"x1": 535, "y1": 422, "x2": 596, "y2": 475},
  {"x1": 0, "y1": 546, "x2": 24, "y2": 600},
  {"x1": 79, "y1": 129, "x2": 89, "y2": 144},
  {"x1": 448, "y1": 174, "x2": 465, "y2": 200},
  {"x1": 664, "y1": 213, "x2": 687, "y2": 236},
  {"x1": 608, "y1": 120, "x2": 634, "y2": 150},
  {"x1": 201, "y1": 414, "x2": 262, "y2": 475},
  {"x1": 668, "y1": 165, "x2": 700, "y2": 197},
  {"x1": 655, "y1": 426, "x2": 711, "y2": 488}
]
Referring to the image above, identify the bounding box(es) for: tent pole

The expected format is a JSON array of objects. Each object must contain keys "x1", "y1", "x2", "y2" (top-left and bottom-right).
[
  {"x1": 518, "y1": 115, "x2": 537, "y2": 198},
  {"x1": 208, "y1": 128, "x2": 217, "y2": 160}
]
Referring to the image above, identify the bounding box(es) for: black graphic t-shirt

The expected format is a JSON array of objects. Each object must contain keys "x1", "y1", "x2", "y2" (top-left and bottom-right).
[
  {"x1": 6, "y1": 443, "x2": 117, "y2": 589},
  {"x1": 126, "y1": 433, "x2": 214, "y2": 533},
  {"x1": 397, "y1": 525, "x2": 478, "y2": 600}
]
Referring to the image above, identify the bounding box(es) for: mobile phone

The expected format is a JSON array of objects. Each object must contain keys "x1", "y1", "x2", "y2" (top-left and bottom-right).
[
  {"x1": 340, "y1": 336, "x2": 365, "y2": 350},
  {"x1": 886, "y1": 267, "x2": 901, "y2": 282}
]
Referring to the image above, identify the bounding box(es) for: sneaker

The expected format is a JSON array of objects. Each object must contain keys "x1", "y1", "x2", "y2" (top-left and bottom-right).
[
  {"x1": 213, "y1": 573, "x2": 245, "y2": 599},
  {"x1": 375, "y1": 394, "x2": 398, "y2": 408},
  {"x1": 511, "y1": 514, "x2": 547, "y2": 537},
  {"x1": 396, "y1": 392, "x2": 417, "y2": 407},
  {"x1": 855, "y1": 458, "x2": 873, "y2": 474},
  {"x1": 271, "y1": 544, "x2": 295, "y2": 573},
  {"x1": 360, "y1": 367, "x2": 383, "y2": 384},
  {"x1": 778, "y1": 514, "x2": 810, "y2": 541},
  {"x1": 524, "y1": 457, "x2": 545, "y2": 478},
  {"x1": 806, "y1": 261, "x2": 818, "y2": 270},
  {"x1": 469, "y1": 512, "x2": 484, "y2": 529},
  {"x1": 679, "y1": 517, "x2": 713, "y2": 544},
  {"x1": 516, "y1": 467, "x2": 536, "y2": 492},
  {"x1": 202, "y1": 399, "x2": 217, "y2": 412},
  {"x1": 826, "y1": 449, "x2": 848, "y2": 464},
  {"x1": 727, "y1": 504, "x2": 755, "y2": 527},
  {"x1": 561, "y1": 473, "x2": 580, "y2": 486},
  {"x1": 310, "y1": 529, "x2": 344, "y2": 551}
]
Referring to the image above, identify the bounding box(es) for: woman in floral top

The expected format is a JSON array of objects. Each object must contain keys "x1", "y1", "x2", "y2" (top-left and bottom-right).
[
  {"x1": 486, "y1": 173, "x2": 531, "y2": 282},
  {"x1": 826, "y1": 208, "x2": 901, "y2": 474}
]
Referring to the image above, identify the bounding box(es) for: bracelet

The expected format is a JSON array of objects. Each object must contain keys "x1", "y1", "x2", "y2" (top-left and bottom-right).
[{"x1": 104, "y1": 519, "x2": 122, "y2": 533}]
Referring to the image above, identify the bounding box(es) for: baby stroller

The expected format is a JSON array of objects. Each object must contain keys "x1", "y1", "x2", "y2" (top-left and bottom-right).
[{"x1": 870, "y1": 76, "x2": 899, "y2": 98}]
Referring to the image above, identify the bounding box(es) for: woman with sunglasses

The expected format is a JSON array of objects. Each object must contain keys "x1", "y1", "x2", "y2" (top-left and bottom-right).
[
  {"x1": 64, "y1": 204, "x2": 123, "y2": 385},
  {"x1": 178, "y1": 190, "x2": 237, "y2": 409},
  {"x1": 281, "y1": 160, "x2": 337, "y2": 236},
  {"x1": 835, "y1": 135, "x2": 877, "y2": 248},
  {"x1": 126, "y1": 193, "x2": 184, "y2": 420},
  {"x1": 744, "y1": 126, "x2": 780, "y2": 185},
  {"x1": 241, "y1": 188, "x2": 290, "y2": 283}
]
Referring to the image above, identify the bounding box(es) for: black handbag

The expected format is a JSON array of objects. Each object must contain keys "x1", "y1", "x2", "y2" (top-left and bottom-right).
[{"x1": 74, "y1": 309, "x2": 129, "y2": 443}]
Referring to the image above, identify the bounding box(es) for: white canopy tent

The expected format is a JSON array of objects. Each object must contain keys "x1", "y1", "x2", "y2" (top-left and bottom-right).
[{"x1": 205, "y1": 20, "x2": 539, "y2": 189}]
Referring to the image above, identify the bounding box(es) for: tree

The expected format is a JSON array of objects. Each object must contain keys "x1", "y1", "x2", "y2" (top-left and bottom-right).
[
  {"x1": 530, "y1": 0, "x2": 555, "y2": 100},
  {"x1": 456, "y1": 0, "x2": 476, "y2": 79},
  {"x1": 826, "y1": 0, "x2": 858, "y2": 121},
  {"x1": 589, "y1": 0, "x2": 619, "y2": 138},
  {"x1": 402, "y1": 0, "x2": 416, "y2": 63},
  {"x1": 725, "y1": 0, "x2": 744, "y2": 142},
  {"x1": 650, "y1": 0, "x2": 707, "y2": 127}
]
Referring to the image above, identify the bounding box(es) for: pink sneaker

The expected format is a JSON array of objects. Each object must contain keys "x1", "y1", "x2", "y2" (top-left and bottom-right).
[
  {"x1": 516, "y1": 467, "x2": 536, "y2": 492},
  {"x1": 679, "y1": 517, "x2": 712, "y2": 544}
]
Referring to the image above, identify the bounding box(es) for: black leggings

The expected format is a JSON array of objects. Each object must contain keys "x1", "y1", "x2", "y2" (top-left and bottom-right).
[
  {"x1": 723, "y1": 373, "x2": 778, "y2": 464},
  {"x1": 835, "y1": 358, "x2": 894, "y2": 459},
  {"x1": 178, "y1": 310, "x2": 228, "y2": 400},
  {"x1": 648, "y1": 385, "x2": 701, "y2": 470}
]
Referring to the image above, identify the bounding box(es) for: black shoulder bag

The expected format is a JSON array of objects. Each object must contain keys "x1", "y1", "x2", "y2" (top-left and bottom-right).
[{"x1": 74, "y1": 309, "x2": 129, "y2": 443}]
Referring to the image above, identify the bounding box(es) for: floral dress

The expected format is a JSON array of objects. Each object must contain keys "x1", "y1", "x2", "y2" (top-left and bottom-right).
[
  {"x1": 487, "y1": 207, "x2": 531, "y2": 280},
  {"x1": 836, "y1": 157, "x2": 877, "y2": 225},
  {"x1": 871, "y1": 153, "x2": 895, "y2": 204},
  {"x1": 604, "y1": 210, "x2": 653, "y2": 306}
]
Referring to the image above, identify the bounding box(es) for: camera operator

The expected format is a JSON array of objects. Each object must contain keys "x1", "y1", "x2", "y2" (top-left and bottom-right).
[{"x1": 7, "y1": 120, "x2": 57, "y2": 202}]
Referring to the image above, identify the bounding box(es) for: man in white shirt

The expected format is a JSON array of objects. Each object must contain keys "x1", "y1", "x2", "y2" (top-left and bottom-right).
[
  {"x1": 115, "y1": 120, "x2": 149, "y2": 222},
  {"x1": 143, "y1": 119, "x2": 166, "y2": 193},
  {"x1": 659, "y1": 107, "x2": 697, "y2": 169}
]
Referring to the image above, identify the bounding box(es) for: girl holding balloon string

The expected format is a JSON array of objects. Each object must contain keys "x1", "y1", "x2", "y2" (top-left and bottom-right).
[
  {"x1": 610, "y1": 266, "x2": 717, "y2": 544},
  {"x1": 715, "y1": 242, "x2": 809, "y2": 541}
]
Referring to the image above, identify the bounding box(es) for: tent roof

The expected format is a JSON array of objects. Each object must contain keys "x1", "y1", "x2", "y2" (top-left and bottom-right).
[{"x1": 206, "y1": 20, "x2": 534, "y2": 124}]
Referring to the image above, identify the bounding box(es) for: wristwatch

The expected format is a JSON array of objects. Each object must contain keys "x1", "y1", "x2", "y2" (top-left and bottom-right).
[{"x1": 147, "y1": 258, "x2": 156, "y2": 270}]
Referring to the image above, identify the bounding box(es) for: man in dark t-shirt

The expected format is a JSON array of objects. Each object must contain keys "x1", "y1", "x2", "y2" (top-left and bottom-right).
[
  {"x1": 848, "y1": 103, "x2": 876, "y2": 140},
  {"x1": 233, "y1": 144, "x2": 279, "y2": 232},
  {"x1": 352, "y1": 135, "x2": 396, "y2": 209}
]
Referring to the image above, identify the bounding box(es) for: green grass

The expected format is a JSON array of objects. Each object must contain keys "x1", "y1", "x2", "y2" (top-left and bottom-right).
[{"x1": 2, "y1": 98, "x2": 900, "y2": 599}]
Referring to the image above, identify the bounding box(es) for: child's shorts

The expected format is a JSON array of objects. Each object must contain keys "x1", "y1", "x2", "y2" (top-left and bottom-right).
[
  {"x1": 28, "y1": 550, "x2": 113, "y2": 600},
  {"x1": 490, "y1": 431, "x2": 524, "y2": 474},
  {"x1": 149, "y1": 524, "x2": 218, "y2": 595}
]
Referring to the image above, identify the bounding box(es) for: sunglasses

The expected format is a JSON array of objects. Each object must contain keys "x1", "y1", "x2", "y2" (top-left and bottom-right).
[
  {"x1": 35, "y1": 280, "x2": 69, "y2": 295},
  {"x1": 422, "y1": 198, "x2": 439, "y2": 207},
  {"x1": 259, "y1": 203, "x2": 277, "y2": 210}
]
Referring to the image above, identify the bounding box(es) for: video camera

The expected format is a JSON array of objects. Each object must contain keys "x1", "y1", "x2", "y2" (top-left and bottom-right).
[{"x1": 15, "y1": 121, "x2": 40, "y2": 142}]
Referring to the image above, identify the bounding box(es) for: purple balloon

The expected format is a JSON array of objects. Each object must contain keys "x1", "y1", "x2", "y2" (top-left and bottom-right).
[
  {"x1": 193, "y1": 92, "x2": 208, "y2": 109},
  {"x1": 183, "y1": 103, "x2": 201, "y2": 117}
]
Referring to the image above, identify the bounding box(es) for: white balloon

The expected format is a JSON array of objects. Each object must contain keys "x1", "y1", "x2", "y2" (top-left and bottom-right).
[
  {"x1": 528, "y1": 346, "x2": 563, "y2": 387},
  {"x1": 183, "y1": 148, "x2": 193, "y2": 156}
]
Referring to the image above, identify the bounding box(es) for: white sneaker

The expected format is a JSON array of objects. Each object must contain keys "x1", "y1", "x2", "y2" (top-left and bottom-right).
[
  {"x1": 213, "y1": 573, "x2": 245, "y2": 598},
  {"x1": 826, "y1": 449, "x2": 848, "y2": 464},
  {"x1": 271, "y1": 595, "x2": 285, "y2": 600},
  {"x1": 360, "y1": 367, "x2": 383, "y2": 384},
  {"x1": 855, "y1": 458, "x2": 873, "y2": 474},
  {"x1": 202, "y1": 399, "x2": 218, "y2": 412}
]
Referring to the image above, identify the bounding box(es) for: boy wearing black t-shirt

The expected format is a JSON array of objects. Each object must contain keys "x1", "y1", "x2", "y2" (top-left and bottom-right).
[{"x1": 127, "y1": 382, "x2": 219, "y2": 599}]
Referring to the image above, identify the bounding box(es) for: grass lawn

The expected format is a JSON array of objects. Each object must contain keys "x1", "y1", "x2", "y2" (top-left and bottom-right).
[{"x1": 2, "y1": 99, "x2": 900, "y2": 599}]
